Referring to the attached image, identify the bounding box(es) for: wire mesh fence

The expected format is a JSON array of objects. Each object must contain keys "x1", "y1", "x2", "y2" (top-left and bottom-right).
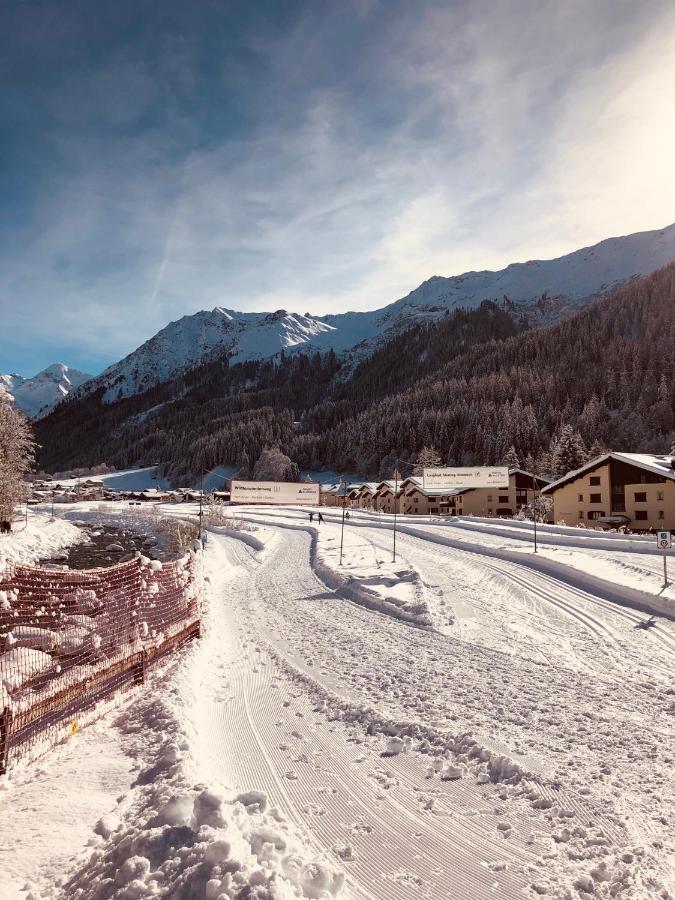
[{"x1": 0, "y1": 548, "x2": 202, "y2": 773}]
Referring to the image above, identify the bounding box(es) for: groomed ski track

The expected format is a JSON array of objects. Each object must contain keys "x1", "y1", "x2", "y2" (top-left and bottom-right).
[{"x1": 191, "y1": 509, "x2": 675, "y2": 898}]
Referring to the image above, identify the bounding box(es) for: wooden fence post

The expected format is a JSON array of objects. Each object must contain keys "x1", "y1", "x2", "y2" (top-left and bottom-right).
[{"x1": 0, "y1": 706, "x2": 13, "y2": 775}]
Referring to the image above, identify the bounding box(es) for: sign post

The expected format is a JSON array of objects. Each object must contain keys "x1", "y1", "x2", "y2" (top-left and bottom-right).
[
  {"x1": 657, "y1": 530, "x2": 672, "y2": 585},
  {"x1": 423, "y1": 466, "x2": 510, "y2": 490},
  {"x1": 230, "y1": 481, "x2": 320, "y2": 505}
]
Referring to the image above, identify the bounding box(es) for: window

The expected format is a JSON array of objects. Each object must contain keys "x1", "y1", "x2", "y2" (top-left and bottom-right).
[
  {"x1": 634, "y1": 510, "x2": 648, "y2": 521},
  {"x1": 657, "y1": 491, "x2": 664, "y2": 501},
  {"x1": 634, "y1": 492, "x2": 647, "y2": 502},
  {"x1": 487, "y1": 495, "x2": 493, "y2": 502},
  {"x1": 499, "y1": 495, "x2": 509, "y2": 503},
  {"x1": 578, "y1": 510, "x2": 584, "y2": 519},
  {"x1": 488, "y1": 508, "x2": 493, "y2": 515},
  {"x1": 589, "y1": 476, "x2": 601, "y2": 486},
  {"x1": 588, "y1": 511, "x2": 606, "y2": 520},
  {"x1": 578, "y1": 493, "x2": 583, "y2": 502},
  {"x1": 658, "y1": 511, "x2": 664, "y2": 519},
  {"x1": 590, "y1": 493, "x2": 601, "y2": 503}
]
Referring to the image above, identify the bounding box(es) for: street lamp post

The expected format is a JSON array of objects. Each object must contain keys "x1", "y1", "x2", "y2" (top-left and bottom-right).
[
  {"x1": 199, "y1": 472, "x2": 204, "y2": 539},
  {"x1": 339, "y1": 477, "x2": 347, "y2": 566},
  {"x1": 393, "y1": 467, "x2": 399, "y2": 562},
  {"x1": 532, "y1": 472, "x2": 538, "y2": 553}
]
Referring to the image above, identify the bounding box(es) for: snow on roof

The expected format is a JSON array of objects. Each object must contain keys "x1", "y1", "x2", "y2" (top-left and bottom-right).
[
  {"x1": 399, "y1": 477, "x2": 468, "y2": 498},
  {"x1": 374, "y1": 480, "x2": 399, "y2": 493},
  {"x1": 542, "y1": 452, "x2": 675, "y2": 493},
  {"x1": 508, "y1": 468, "x2": 553, "y2": 483}
]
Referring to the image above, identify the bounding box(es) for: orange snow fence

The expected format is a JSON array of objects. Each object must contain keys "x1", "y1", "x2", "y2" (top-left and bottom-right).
[{"x1": 0, "y1": 550, "x2": 202, "y2": 773}]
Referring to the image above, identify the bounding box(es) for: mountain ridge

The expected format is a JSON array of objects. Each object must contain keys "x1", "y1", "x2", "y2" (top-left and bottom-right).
[
  {"x1": 74, "y1": 221, "x2": 675, "y2": 403},
  {"x1": 0, "y1": 363, "x2": 92, "y2": 419}
]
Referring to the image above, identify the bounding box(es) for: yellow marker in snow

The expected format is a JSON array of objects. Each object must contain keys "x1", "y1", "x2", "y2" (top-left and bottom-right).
[{"x1": 71, "y1": 721, "x2": 78, "y2": 735}]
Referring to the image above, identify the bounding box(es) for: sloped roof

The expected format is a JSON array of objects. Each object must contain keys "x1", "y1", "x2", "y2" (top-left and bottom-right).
[
  {"x1": 399, "y1": 476, "x2": 468, "y2": 498},
  {"x1": 542, "y1": 452, "x2": 675, "y2": 493}
]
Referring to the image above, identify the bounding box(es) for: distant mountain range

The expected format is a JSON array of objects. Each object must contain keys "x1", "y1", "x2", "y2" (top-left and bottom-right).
[
  {"x1": 0, "y1": 363, "x2": 92, "y2": 419},
  {"x1": 65, "y1": 221, "x2": 675, "y2": 403}
]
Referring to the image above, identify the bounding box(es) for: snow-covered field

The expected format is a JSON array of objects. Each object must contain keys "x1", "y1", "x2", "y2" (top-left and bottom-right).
[{"x1": 1, "y1": 504, "x2": 674, "y2": 898}]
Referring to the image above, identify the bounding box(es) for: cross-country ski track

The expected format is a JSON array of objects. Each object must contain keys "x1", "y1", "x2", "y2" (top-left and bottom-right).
[{"x1": 189, "y1": 508, "x2": 675, "y2": 899}]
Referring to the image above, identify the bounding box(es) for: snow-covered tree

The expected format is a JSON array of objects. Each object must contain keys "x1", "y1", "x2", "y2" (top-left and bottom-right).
[
  {"x1": 412, "y1": 446, "x2": 442, "y2": 475},
  {"x1": 252, "y1": 445, "x2": 299, "y2": 482},
  {"x1": 0, "y1": 394, "x2": 35, "y2": 520},
  {"x1": 587, "y1": 439, "x2": 607, "y2": 461},
  {"x1": 550, "y1": 425, "x2": 588, "y2": 478},
  {"x1": 502, "y1": 445, "x2": 520, "y2": 469}
]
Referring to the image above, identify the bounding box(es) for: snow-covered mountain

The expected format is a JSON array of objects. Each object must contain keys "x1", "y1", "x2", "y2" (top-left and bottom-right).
[
  {"x1": 93, "y1": 309, "x2": 337, "y2": 401},
  {"x1": 81, "y1": 222, "x2": 675, "y2": 402},
  {"x1": 0, "y1": 363, "x2": 92, "y2": 418}
]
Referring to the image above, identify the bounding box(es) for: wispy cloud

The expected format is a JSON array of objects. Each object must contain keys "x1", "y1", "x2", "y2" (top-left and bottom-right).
[{"x1": 1, "y1": 0, "x2": 674, "y2": 375}]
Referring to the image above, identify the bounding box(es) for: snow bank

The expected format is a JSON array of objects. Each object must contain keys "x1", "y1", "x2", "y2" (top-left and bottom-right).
[
  {"x1": 328, "y1": 513, "x2": 675, "y2": 621},
  {"x1": 1, "y1": 647, "x2": 54, "y2": 691},
  {"x1": 231, "y1": 514, "x2": 434, "y2": 627},
  {"x1": 0, "y1": 513, "x2": 84, "y2": 572},
  {"x1": 53, "y1": 648, "x2": 343, "y2": 900}
]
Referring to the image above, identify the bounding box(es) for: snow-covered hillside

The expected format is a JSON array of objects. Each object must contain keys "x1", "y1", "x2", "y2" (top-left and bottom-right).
[
  {"x1": 79, "y1": 222, "x2": 675, "y2": 402},
  {"x1": 0, "y1": 363, "x2": 92, "y2": 418},
  {"x1": 93, "y1": 308, "x2": 337, "y2": 401}
]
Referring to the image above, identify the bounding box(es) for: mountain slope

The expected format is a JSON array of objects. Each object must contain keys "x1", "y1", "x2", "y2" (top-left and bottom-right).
[
  {"x1": 78, "y1": 222, "x2": 675, "y2": 403},
  {"x1": 35, "y1": 265, "x2": 675, "y2": 480},
  {"x1": 0, "y1": 363, "x2": 92, "y2": 419}
]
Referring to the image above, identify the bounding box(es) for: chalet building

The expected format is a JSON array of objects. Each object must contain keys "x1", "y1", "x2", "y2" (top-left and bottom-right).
[
  {"x1": 320, "y1": 483, "x2": 360, "y2": 508},
  {"x1": 319, "y1": 484, "x2": 339, "y2": 507},
  {"x1": 353, "y1": 483, "x2": 379, "y2": 510},
  {"x1": 373, "y1": 481, "x2": 400, "y2": 514},
  {"x1": 398, "y1": 478, "x2": 465, "y2": 516},
  {"x1": 460, "y1": 469, "x2": 552, "y2": 518},
  {"x1": 397, "y1": 469, "x2": 550, "y2": 518},
  {"x1": 542, "y1": 453, "x2": 675, "y2": 531}
]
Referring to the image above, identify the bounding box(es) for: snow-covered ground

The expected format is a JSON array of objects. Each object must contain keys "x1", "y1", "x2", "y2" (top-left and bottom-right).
[
  {"x1": 51, "y1": 467, "x2": 170, "y2": 491},
  {"x1": 0, "y1": 511, "x2": 85, "y2": 571},
  {"x1": 2, "y1": 503, "x2": 674, "y2": 898}
]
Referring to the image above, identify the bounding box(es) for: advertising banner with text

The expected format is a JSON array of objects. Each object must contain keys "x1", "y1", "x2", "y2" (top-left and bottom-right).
[
  {"x1": 230, "y1": 480, "x2": 320, "y2": 505},
  {"x1": 422, "y1": 466, "x2": 510, "y2": 490}
]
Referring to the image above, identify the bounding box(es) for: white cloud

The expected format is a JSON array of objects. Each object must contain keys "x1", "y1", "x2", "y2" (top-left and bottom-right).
[{"x1": 2, "y1": 0, "x2": 674, "y2": 374}]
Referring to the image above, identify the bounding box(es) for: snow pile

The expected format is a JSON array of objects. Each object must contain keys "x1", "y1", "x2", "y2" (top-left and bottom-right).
[
  {"x1": 1, "y1": 647, "x2": 54, "y2": 691},
  {"x1": 0, "y1": 513, "x2": 84, "y2": 572},
  {"x1": 230, "y1": 510, "x2": 435, "y2": 627},
  {"x1": 55, "y1": 695, "x2": 344, "y2": 900}
]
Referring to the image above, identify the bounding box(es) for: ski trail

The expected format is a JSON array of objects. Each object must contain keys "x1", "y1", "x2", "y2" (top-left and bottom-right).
[{"x1": 191, "y1": 534, "x2": 544, "y2": 899}]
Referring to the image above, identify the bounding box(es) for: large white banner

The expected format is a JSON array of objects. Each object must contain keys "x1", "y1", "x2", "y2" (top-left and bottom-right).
[
  {"x1": 230, "y1": 480, "x2": 319, "y2": 505},
  {"x1": 423, "y1": 466, "x2": 510, "y2": 490}
]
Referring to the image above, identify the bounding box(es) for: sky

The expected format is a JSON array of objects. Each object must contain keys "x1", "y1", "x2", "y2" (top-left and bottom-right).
[{"x1": 1, "y1": 0, "x2": 675, "y2": 377}]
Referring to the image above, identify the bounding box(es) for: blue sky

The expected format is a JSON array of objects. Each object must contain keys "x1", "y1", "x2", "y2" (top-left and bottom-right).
[{"x1": 2, "y1": 0, "x2": 675, "y2": 377}]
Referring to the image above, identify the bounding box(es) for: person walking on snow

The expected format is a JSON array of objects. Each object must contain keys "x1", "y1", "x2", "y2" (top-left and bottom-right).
[
  {"x1": 309, "y1": 511, "x2": 314, "y2": 523},
  {"x1": 317, "y1": 512, "x2": 324, "y2": 524}
]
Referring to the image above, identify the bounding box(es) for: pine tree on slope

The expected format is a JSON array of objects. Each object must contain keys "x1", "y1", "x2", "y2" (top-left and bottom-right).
[
  {"x1": 413, "y1": 446, "x2": 442, "y2": 475},
  {"x1": 0, "y1": 393, "x2": 35, "y2": 521},
  {"x1": 502, "y1": 445, "x2": 520, "y2": 469}
]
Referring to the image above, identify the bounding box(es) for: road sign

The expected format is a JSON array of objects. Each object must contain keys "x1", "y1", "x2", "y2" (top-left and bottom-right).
[
  {"x1": 423, "y1": 466, "x2": 510, "y2": 490},
  {"x1": 230, "y1": 480, "x2": 320, "y2": 505},
  {"x1": 657, "y1": 531, "x2": 672, "y2": 550}
]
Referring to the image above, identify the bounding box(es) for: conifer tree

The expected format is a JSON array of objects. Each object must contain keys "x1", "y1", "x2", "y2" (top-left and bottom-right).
[
  {"x1": 502, "y1": 445, "x2": 520, "y2": 469},
  {"x1": 0, "y1": 394, "x2": 35, "y2": 520},
  {"x1": 550, "y1": 425, "x2": 588, "y2": 477},
  {"x1": 412, "y1": 446, "x2": 442, "y2": 475}
]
